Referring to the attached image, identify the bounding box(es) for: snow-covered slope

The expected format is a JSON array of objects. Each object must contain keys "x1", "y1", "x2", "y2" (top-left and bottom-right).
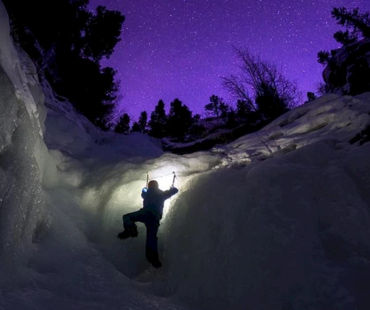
[{"x1": 215, "y1": 92, "x2": 370, "y2": 166}]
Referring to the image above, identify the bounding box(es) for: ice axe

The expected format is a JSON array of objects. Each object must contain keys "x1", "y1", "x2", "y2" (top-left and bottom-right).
[{"x1": 171, "y1": 171, "x2": 176, "y2": 188}]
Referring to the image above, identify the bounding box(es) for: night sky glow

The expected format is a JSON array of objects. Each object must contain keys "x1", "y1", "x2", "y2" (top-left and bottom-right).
[{"x1": 89, "y1": 0, "x2": 369, "y2": 120}]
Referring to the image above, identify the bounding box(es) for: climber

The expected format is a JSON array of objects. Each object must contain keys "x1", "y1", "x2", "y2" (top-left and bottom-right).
[{"x1": 117, "y1": 178, "x2": 179, "y2": 268}]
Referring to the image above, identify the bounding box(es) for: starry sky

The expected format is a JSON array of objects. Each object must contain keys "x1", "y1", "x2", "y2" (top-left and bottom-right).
[{"x1": 89, "y1": 0, "x2": 369, "y2": 121}]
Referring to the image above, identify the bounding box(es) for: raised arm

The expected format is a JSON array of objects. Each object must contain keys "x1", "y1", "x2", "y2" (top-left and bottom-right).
[{"x1": 162, "y1": 187, "x2": 179, "y2": 200}]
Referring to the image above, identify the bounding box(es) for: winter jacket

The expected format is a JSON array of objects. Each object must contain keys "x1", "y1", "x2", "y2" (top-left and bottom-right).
[{"x1": 141, "y1": 186, "x2": 179, "y2": 219}]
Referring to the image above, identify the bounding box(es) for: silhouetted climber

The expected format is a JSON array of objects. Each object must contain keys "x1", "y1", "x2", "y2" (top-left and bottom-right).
[{"x1": 117, "y1": 179, "x2": 179, "y2": 268}]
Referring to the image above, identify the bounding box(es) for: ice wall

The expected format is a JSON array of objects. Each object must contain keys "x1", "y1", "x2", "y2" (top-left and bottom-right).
[
  {"x1": 159, "y1": 140, "x2": 370, "y2": 309},
  {"x1": 0, "y1": 1, "x2": 51, "y2": 271}
]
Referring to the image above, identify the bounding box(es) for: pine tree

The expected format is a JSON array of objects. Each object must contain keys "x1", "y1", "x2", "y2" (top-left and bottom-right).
[
  {"x1": 3, "y1": 0, "x2": 125, "y2": 130},
  {"x1": 205, "y1": 95, "x2": 229, "y2": 118},
  {"x1": 138, "y1": 111, "x2": 148, "y2": 133},
  {"x1": 166, "y1": 98, "x2": 193, "y2": 138},
  {"x1": 236, "y1": 99, "x2": 252, "y2": 118},
  {"x1": 318, "y1": 7, "x2": 370, "y2": 65},
  {"x1": 131, "y1": 121, "x2": 141, "y2": 132},
  {"x1": 255, "y1": 82, "x2": 288, "y2": 121},
  {"x1": 331, "y1": 7, "x2": 370, "y2": 41},
  {"x1": 114, "y1": 113, "x2": 130, "y2": 134},
  {"x1": 131, "y1": 111, "x2": 148, "y2": 133},
  {"x1": 148, "y1": 100, "x2": 167, "y2": 138},
  {"x1": 333, "y1": 30, "x2": 357, "y2": 45}
]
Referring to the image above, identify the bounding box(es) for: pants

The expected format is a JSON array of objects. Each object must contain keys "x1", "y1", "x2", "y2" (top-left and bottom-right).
[{"x1": 123, "y1": 209, "x2": 160, "y2": 263}]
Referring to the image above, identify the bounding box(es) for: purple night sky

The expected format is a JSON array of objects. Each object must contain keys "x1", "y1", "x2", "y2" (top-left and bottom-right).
[{"x1": 88, "y1": 0, "x2": 369, "y2": 121}]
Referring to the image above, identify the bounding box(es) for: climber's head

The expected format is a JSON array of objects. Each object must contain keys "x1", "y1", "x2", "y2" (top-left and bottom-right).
[{"x1": 148, "y1": 180, "x2": 159, "y2": 189}]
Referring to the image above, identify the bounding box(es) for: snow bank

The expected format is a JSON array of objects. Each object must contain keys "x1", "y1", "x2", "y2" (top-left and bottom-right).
[
  {"x1": 215, "y1": 92, "x2": 370, "y2": 166},
  {"x1": 163, "y1": 140, "x2": 370, "y2": 309}
]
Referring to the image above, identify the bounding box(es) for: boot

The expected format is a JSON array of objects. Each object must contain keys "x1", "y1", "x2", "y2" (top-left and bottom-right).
[
  {"x1": 150, "y1": 258, "x2": 162, "y2": 269},
  {"x1": 117, "y1": 226, "x2": 138, "y2": 240},
  {"x1": 146, "y1": 248, "x2": 162, "y2": 268}
]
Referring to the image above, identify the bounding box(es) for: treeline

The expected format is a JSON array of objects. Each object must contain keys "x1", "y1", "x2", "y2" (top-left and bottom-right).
[
  {"x1": 114, "y1": 97, "x2": 219, "y2": 139},
  {"x1": 114, "y1": 46, "x2": 302, "y2": 141}
]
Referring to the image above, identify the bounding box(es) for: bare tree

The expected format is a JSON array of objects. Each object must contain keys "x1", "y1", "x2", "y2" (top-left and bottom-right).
[
  {"x1": 222, "y1": 47, "x2": 302, "y2": 119},
  {"x1": 222, "y1": 75, "x2": 256, "y2": 111}
]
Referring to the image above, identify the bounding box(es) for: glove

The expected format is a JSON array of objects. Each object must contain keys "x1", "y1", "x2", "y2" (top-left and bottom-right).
[{"x1": 142, "y1": 187, "x2": 148, "y2": 193}]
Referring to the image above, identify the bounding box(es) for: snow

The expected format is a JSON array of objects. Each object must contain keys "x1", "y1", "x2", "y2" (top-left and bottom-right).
[{"x1": 1, "y1": 2, "x2": 370, "y2": 309}]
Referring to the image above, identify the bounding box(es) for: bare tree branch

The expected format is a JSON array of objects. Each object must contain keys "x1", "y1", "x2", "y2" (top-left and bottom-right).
[{"x1": 223, "y1": 47, "x2": 302, "y2": 114}]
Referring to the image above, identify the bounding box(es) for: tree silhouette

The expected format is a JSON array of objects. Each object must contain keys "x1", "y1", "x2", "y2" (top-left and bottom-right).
[
  {"x1": 318, "y1": 7, "x2": 370, "y2": 65},
  {"x1": 306, "y1": 92, "x2": 317, "y2": 102},
  {"x1": 223, "y1": 47, "x2": 301, "y2": 121},
  {"x1": 131, "y1": 111, "x2": 148, "y2": 133},
  {"x1": 235, "y1": 99, "x2": 252, "y2": 118},
  {"x1": 255, "y1": 82, "x2": 289, "y2": 121},
  {"x1": 138, "y1": 111, "x2": 148, "y2": 133},
  {"x1": 3, "y1": 0, "x2": 125, "y2": 130},
  {"x1": 333, "y1": 30, "x2": 357, "y2": 45},
  {"x1": 131, "y1": 122, "x2": 141, "y2": 132},
  {"x1": 332, "y1": 7, "x2": 370, "y2": 41},
  {"x1": 114, "y1": 113, "x2": 130, "y2": 134},
  {"x1": 204, "y1": 95, "x2": 229, "y2": 118},
  {"x1": 148, "y1": 100, "x2": 167, "y2": 138},
  {"x1": 167, "y1": 98, "x2": 193, "y2": 138},
  {"x1": 317, "y1": 7, "x2": 370, "y2": 96}
]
